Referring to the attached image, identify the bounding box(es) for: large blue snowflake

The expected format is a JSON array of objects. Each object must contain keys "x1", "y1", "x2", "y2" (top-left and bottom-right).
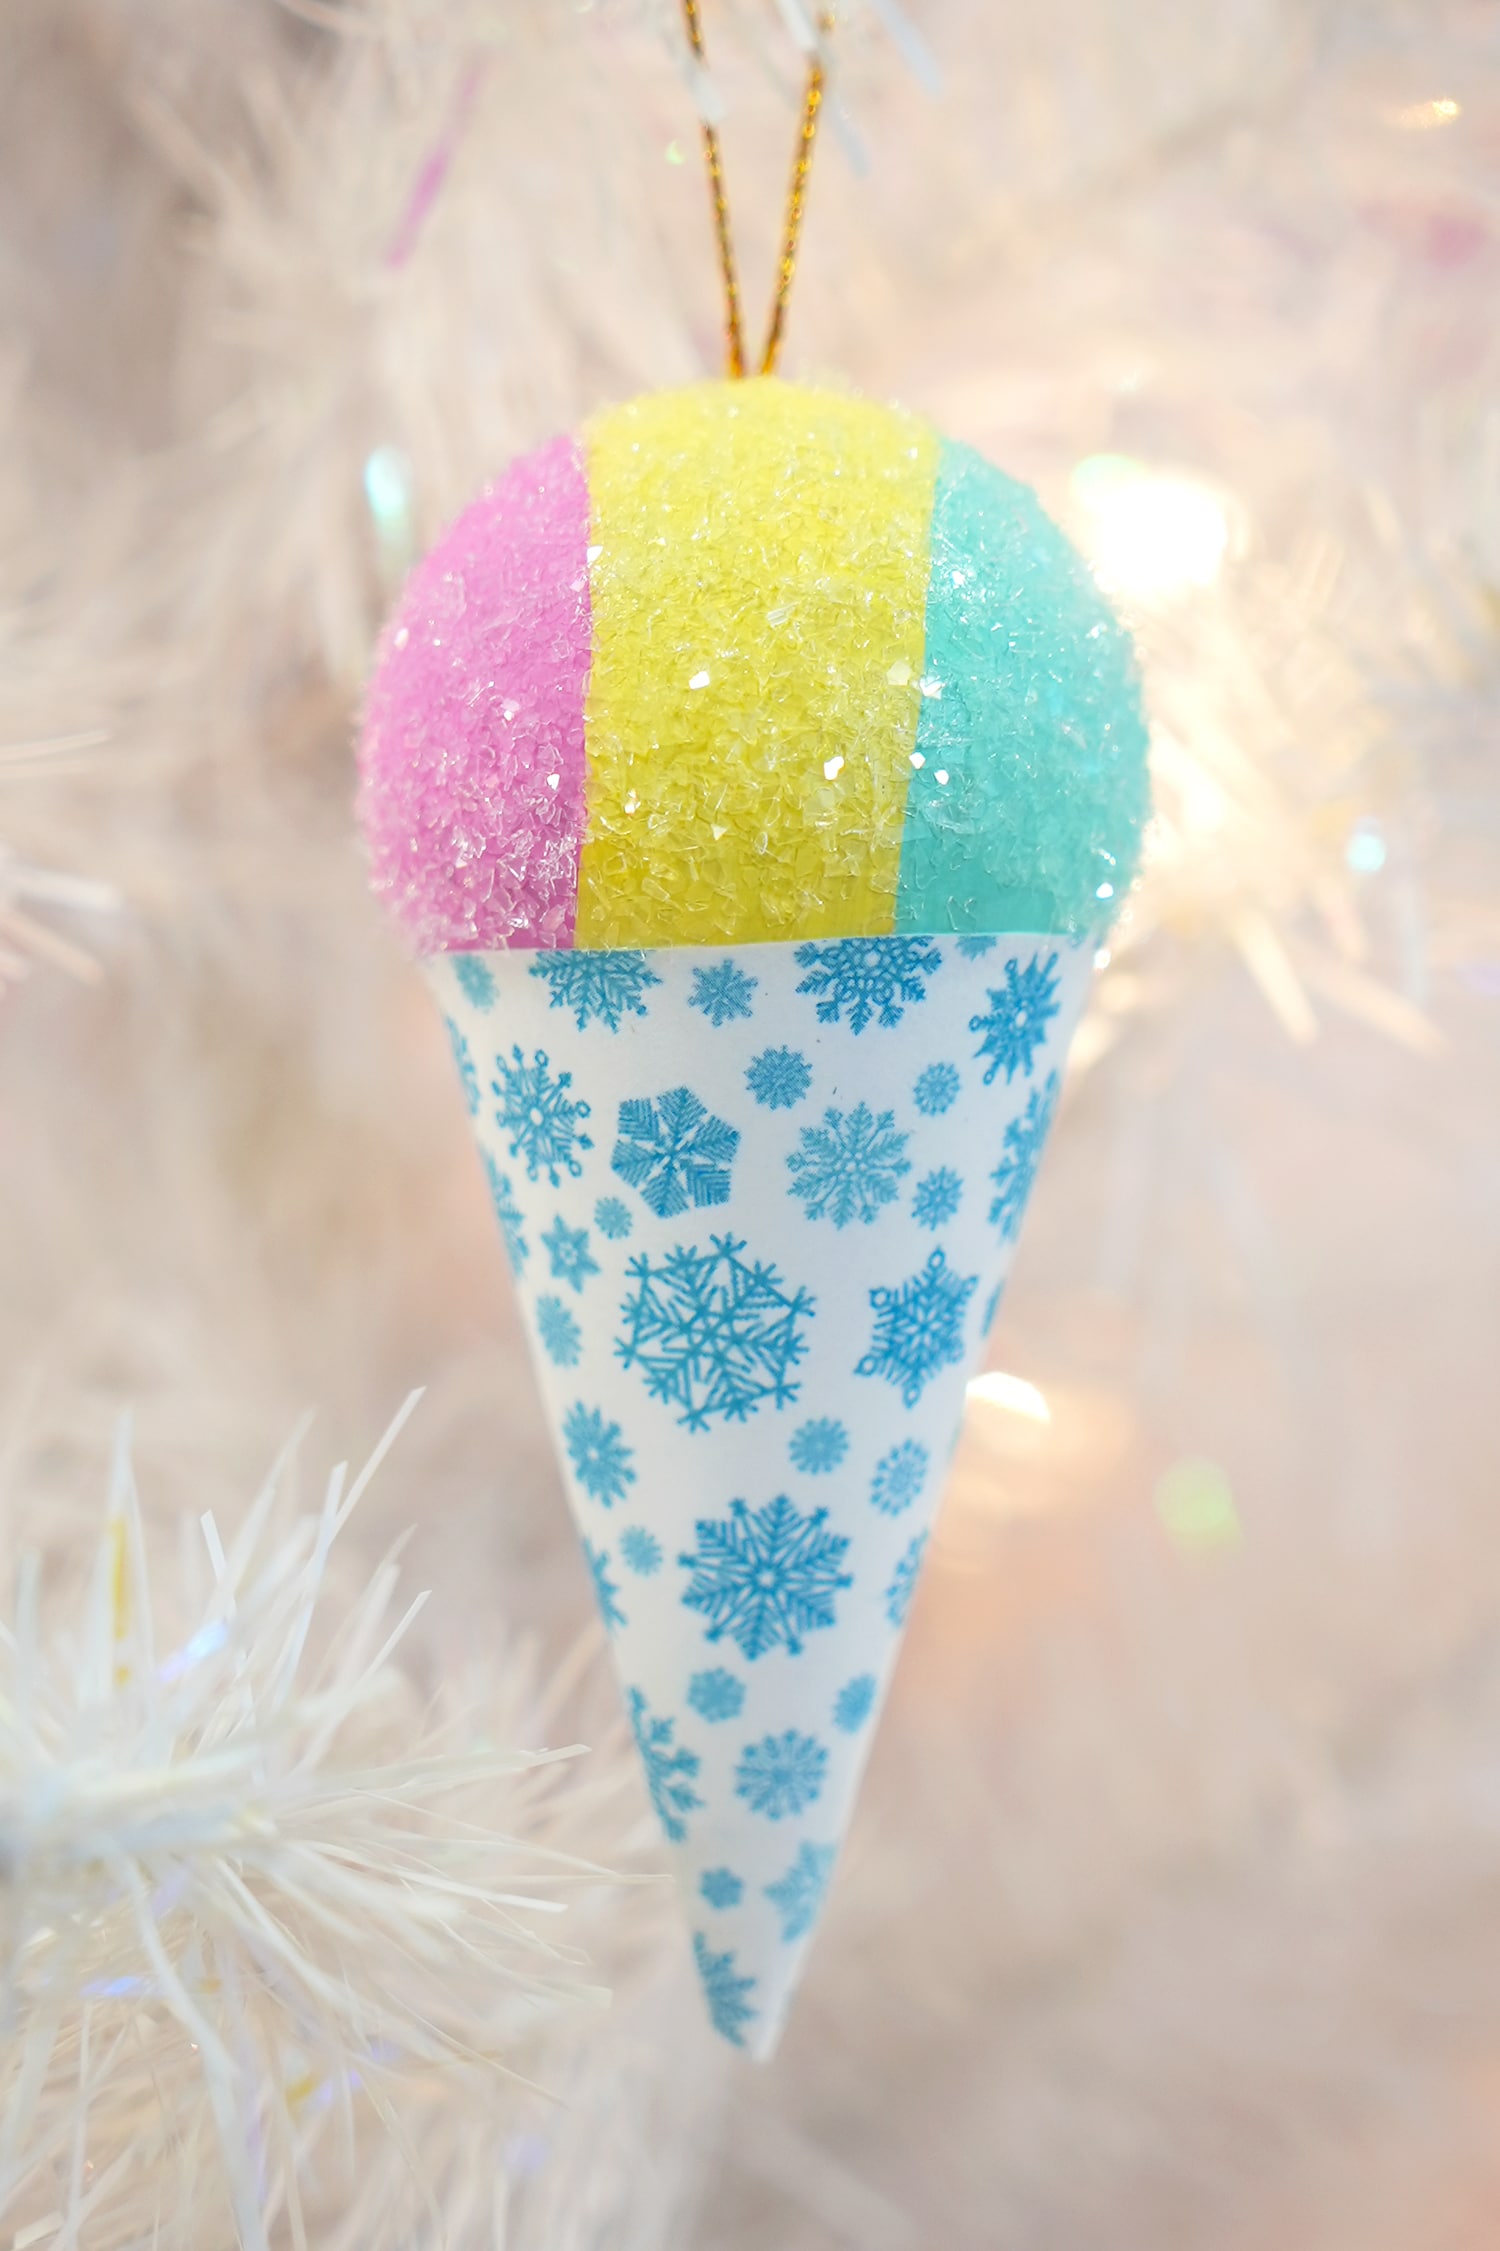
[
  {"x1": 616, "y1": 1236, "x2": 813, "y2": 1431},
  {"x1": 529, "y1": 948, "x2": 661, "y2": 1032},
  {"x1": 912, "y1": 1166, "x2": 963, "y2": 1231},
  {"x1": 734, "y1": 1730, "x2": 828, "y2": 1821},
  {"x1": 541, "y1": 1215, "x2": 600, "y2": 1294},
  {"x1": 832, "y1": 1674, "x2": 876, "y2": 1733},
  {"x1": 687, "y1": 1667, "x2": 745, "y2": 1723},
  {"x1": 536, "y1": 1294, "x2": 581, "y2": 1368},
  {"x1": 620, "y1": 1525, "x2": 662, "y2": 1575},
  {"x1": 794, "y1": 938, "x2": 942, "y2": 1034},
  {"x1": 856, "y1": 1247, "x2": 978, "y2": 1408},
  {"x1": 611, "y1": 1087, "x2": 740, "y2": 1219},
  {"x1": 789, "y1": 1418, "x2": 848, "y2": 1475},
  {"x1": 885, "y1": 1531, "x2": 928, "y2": 1628},
  {"x1": 483, "y1": 1152, "x2": 528, "y2": 1271},
  {"x1": 562, "y1": 1401, "x2": 635, "y2": 1507},
  {"x1": 745, "y1": 1046, "x2": 812, "y2": 1110},
  {"x1": 989, "y1": 1071, "x2": 1060, "y2": 1239},
  {"x1": 493, "y1": 1046, "x2": 593, "y2": 1185},
  {"x1": 764, "y1": 1841, "x2": 836, "y2": 1943},
  {"x1": 912, "y1": 1061, "x2": 960, "y2": 1116},
  {"x1": 869, "y1": 1438, "x2": 929, "y2": 1516},
  {"x1": 452, "y1": 953, "x2": 497, "y2": 1009},
  {"x1": 787, "y1": 1104, "x2": 911, "y2": 1229},
  {"x1": 679, "y1": 1495, "x2": 852, "y2": 1661},
  {"x1": 626, "y1": 1685, "x2": 700, "y2": 1841},
  {"x1": 446, "y1": 1019, "x2": 480, "y2": 1115},
  {"x1": 583, "y1": 1539, "x2": 625, "y2": 1630},
  {"x1": 689, "y1": 958, "x2": 758, "y2": 1026},
  {"x1": 692, "y1": 1932, "x2": 758, "y2": 2048},
  {"x1": 968, "y1": 951, "x2": 1061, "y2": 1085}
]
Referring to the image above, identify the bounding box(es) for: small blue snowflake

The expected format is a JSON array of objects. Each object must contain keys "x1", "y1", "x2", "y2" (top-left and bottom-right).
[
  {"x1": 870, "y1": 1438, "x2": 929, "y2": 1517},
  {"x1": 616, "y1": 1236, "x2": 813, "y2": 1432},
  {"x1": 562, "y1": 1402, "x2": 636, "y2": 1507},
  {"x1": 913, "y1": 1061, "x2": 960, "y2": 1116},
  {"x1": 594, "y1": 1195, "x2": 633, "y2": 1241},
  {"x1": 452, "y1": 953, "x2": 497, "y2": 1008},
  {"x1": 627, "y1": 1686, "x2": 701, "y2": 1841},
  {"x1": 794, "y1": 937, "x2": 942, "y2": 1034},
  {"x1": 788, "y1": 1104, "x2": 911, "y2": 1229},
  {"x1": 530, "y1": 948, "x2": 661, "y2": 1032},
  {"x1": 620, "y1": 1524, "x2": 663, "y2": 1575},
  {"x1": 989, "y1": 1071, "x2": 1060, "y2": 1240},
  {"x1": 912, "y1": 1167, "x2": 963, "y2": 1232},
  {"x1": 856, "y1": 1248, "x2": 978, "y2": 1408},
  {"x1": 689, "y1": 958, "x2": 758, "y2": 1027},
  {"x1": 885, "y1": 1532, "x2": 928, "y2": 1628},
  {"x1": 611, "y1": 1087, "x2": 739, "y2": 1219},
  {"x1": 789, "y1": 1418, "x2": 848, "y2": 1476},
  {"x1": 746, "y1": 1046, "x2": 812, "y2": 1110},
  {"x1": 764, "y1": 1841, "x2": 836, "y2": 1943},
  {"x1": 735, "y1": 1730, "x2": 828, "y2": 1822},
  {"x1": 583, "y1": 1539, "x2": 625, "y2": 1630},
  {"x1": 446, "y1": 1020, "x2": 480, "y2": 1115},
  {"x1": 693, "y1": 1932, "x2": 758, "y2": 2048},
  {"x1": 482, "y1": 1152, "x2": 528, "y2": 1271},
  {"x1": 680, "y1": 1496, "x2": 851, "y2": 1661},
  {"x1": 536, "y1": 1294, "x2": 582, "y2": 1368},
  {"x1": 957, "y1": 935, "x2": 997, "y2": 960},
  {"x1": 968, "y1": 952, "x2": 1061, "y2": 1085},
  {"x1": 493, "y1": 1046, "x2": 593, "y2": 1185},
  {"x1": 700, "y1": 1867, "x2": 743, "y2": 1910},
  {"x1": 541, "y1": 1215, "x2": 600, "y2": 1294},
  {"x1": 833, "y1": 1674, "x2": 876, "y2": 1732},
  {"x1": 687, "y1": 1668, "x2": 745, "y2": 1723}
]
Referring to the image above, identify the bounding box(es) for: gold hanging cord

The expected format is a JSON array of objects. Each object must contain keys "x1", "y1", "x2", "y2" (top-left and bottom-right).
[{"x1": 680, "y1": 1, "x2": 836, "y2": 379}]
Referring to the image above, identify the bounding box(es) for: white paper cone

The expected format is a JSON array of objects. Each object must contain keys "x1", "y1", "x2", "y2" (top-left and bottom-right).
[{"x1": 431, "y1": 934, "x2": 1093, "y2": 2056}]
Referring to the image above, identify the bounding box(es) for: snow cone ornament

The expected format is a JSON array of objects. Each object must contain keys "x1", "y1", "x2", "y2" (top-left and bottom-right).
[{"x1": 356, "y1": 13, "x2": 1150, "y2": 2061}]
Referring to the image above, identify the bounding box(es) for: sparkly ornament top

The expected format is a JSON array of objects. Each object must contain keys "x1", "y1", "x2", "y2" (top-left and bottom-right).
[{"x1": 357, "y1": 378, "x2": 1150, "y2": 953}]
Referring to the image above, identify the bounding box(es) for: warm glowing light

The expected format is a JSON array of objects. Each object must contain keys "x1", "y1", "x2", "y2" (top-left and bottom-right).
[
  {"x1": 1392, "y1": 96, "x2": 1461, "y2": 129},
  {"x1": 1071, "y1": 454, "x2": 1231, "y2": 600},
  {"x1": 966, "y1": 1370, "x2": 1051, "y2": 1424}
]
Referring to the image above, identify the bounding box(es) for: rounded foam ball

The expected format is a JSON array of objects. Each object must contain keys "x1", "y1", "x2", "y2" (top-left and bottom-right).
[{"x1": 358, "y1": 379, "x2": 1150, "y2": 953}]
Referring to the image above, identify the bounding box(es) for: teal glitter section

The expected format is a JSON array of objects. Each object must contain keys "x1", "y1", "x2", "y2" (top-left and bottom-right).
[{"x1": 894, "y1": 439, "x2": 1150, "y2": 938}]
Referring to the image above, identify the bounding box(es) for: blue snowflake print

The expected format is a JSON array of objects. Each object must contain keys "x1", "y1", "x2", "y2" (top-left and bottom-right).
[
  {"x1": 594, "y1": 1195, "x2": 633, "y2": 1241},
  {"x1": 789, "y1": 1417, "x2": 848, "y2": 1475},
  {"x1": 856, "y1": 1247, "x2": 978, "y2": 1408},
  {"x1": 981, "y1": 1281, "x2": 1003, "y2": 1333},
  {"x1": 735, "y1": 1730, "x2": 828, "y2": 1822},
  {"x1": 530, "y1": 948, "x2": 661, "y2": 1032},
  {"x1": 833, "y1": 1674, "x2": 877, "y2": 1733},
  {"x1": 870, "y1": 1438, "x2": 929, "y2": 1516},
  {"x1": 611, "y1": 1087, "x2": 740, "y2": 1219},
  {"x1": 787, "y1": 1103, "x2": 911, "y2": 1230},
  {"x1": 687, "y1": 1667, "x2": 745, "y2": 1723},
  {"x1": 541, "y1": 1215, "x2": 600, "y2": 1294},
  {"x1": 583, "y1": 1539, "x2": 625, "y2": 1630},
  {"x1": 493, "y1": 1046, "x2": 593, "y2": 1185},
  {"x1": 968, "y1": 952, "x2": 1061, "y2": 1086},
  {"x1": 913, "y1": 1061, "x2": 960, "y2": 1116},
  {"x1": 885, "y1": 1532, "x2": 928, "y2": 1628},
  {"x1": 627, "y1": 1685, "x2": 701, "y2": 1841},
  {"x1": 689, "y1": 958, "x2": 758, "y2": 1027},
  {"x1": 764, "y1": 1841, "x2": 836, "y2": 1943},
  {"x1": 679, "y1": 1495, "x2": 852, "y2": 1661},
  {"x1": 699, "y1": 1867, "x2": 743, "y2": 1910},
  {"x1": 452, "y1": 953, "x2": 497, "y2": 1008},
  {"x1": 989, "y1": 1071, "x2": 1060, "y2": 1240},
  {"x1": 794, "y1": 937, "x2": 942, "y2": 1034},
  {"x1": 562, "y1": 1402, "x2": 635, "y2": 1507},
  {"x1": 536, "y1": 1294, "x2": 582, "y2": 1368},
  {"x1": 620, "y1": 1524, "x2": 663, "y2": 1575},
  {"x1": 912, "y1": 1167, "x2": 963, "y2": 1232},
  {"x1": 446, "y1": 1019, "x2": 480, "y2": 1115},
  {"x1": 616, "y1": 1236, "x2": 813, "y2": 1432},
  {"x1": 693, "y1": 1932, "x2": 758, "y2": 2048},
  {"x1": 745, "y1": 1046, "x2": 812, "y2": 1110},
  {"x1": 482, "y1": 1152, "x2": 528, "y2": 1271},
  {"x1": 956, "y1": 935, "x2": 997, "y2": 960}
]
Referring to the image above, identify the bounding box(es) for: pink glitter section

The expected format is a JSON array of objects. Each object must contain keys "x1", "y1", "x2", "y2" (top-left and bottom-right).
[{"x1": 357, "y1": 434, "x2": 591, "y2": 952}]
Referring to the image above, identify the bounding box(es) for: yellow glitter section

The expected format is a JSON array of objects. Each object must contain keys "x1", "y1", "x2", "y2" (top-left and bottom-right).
[{"x1": 575, "y1": 379, "x2": 938, "y2": 948}]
